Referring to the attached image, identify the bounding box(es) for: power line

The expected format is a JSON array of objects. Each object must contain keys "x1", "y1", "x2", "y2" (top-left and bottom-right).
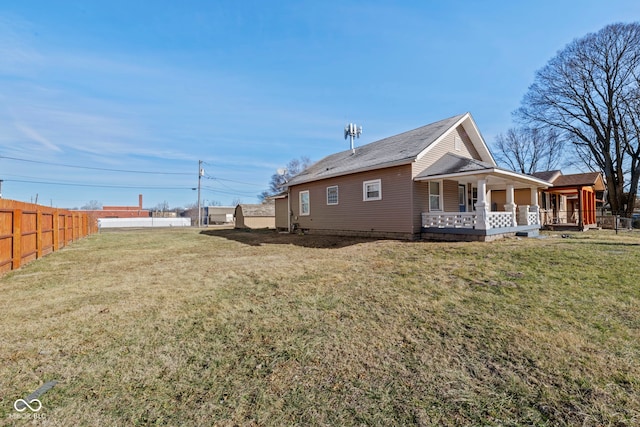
[
  {"x1": 203, "y1": 175, "x2": 262, "y2": 187},
  {"x1": 3, "y1": 178, "x2": 195, "y2": 191},
  {"x1": 201, "y1": 186, "x2": 259, "y2": 196},
  {"x1": 0, "y1": 155, "x2": 192, "y2": 175}
]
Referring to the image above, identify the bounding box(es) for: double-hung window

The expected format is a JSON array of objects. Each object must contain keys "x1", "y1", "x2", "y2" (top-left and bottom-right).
[
  {"x1": 363, "y1": 179, "x2": 382, "y2": 201},
  {"x1": 326, "y1": 186, "x2": 338, "y2": 205},
  {"x1": 429, "y1": 181, "x2": 441, "y2": 211},
  {"x1": 299, "y1": 190, "x2": 310, "y2": 215}
]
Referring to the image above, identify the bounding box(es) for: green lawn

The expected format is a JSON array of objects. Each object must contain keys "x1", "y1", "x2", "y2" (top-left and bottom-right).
[{"x1": 1, "y1": 228, "x2": 638, "y2": 426}]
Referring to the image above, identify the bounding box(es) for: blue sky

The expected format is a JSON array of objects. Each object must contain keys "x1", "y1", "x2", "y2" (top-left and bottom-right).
[{"x1": 0, "y1": 1, "x2": 638, "y2": 209}]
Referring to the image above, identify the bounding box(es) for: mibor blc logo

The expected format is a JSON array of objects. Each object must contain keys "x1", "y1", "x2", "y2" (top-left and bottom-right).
[{"x1": 14, "y1": 398, "x2": 42, "y2": 412}]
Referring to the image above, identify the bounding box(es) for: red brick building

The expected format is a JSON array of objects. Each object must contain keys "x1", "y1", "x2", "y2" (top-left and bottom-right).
[{"x1": 80, "y1": 194, "x2": 150, "y2": 219}]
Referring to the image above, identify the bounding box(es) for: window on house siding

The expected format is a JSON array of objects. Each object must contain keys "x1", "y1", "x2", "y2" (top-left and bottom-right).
[
  {"x1": 471, "y1": 186, "x2": 478, "y2": 211},
  {"x1": 429, "y1": 181, "x2": 441, "y2": 211},
  {"x1": 363, "y1": 179, "x2": 382, "y2": 201},
  {"x1": 454, "y1": 136, "x2": 462, "y2": 151},
  {"x1": 299, "y1": 191, "x2": 310, "y2": 215},
  {"x1": 327, "y1": 186, "x2": 338, "y2": 205}
]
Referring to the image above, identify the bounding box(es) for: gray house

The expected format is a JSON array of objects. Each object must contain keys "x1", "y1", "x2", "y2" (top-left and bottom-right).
[{"x1": 281, "y1": 113, "x2": 552, "y2": 241}]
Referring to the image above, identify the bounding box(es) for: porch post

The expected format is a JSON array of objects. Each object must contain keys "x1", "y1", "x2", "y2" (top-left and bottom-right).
[
  {"x1": 530, "y1": 187, "x2": 540, "y2": 225},
  {"x1": 475, "y1": 179, "x2": 489, "y2": 230},
  {"x1": 504, "y1": 184, "x2": 517, "y2": 227},
  {"x1": 577, "y1": 187, "x2": 584, "y2": 229}
]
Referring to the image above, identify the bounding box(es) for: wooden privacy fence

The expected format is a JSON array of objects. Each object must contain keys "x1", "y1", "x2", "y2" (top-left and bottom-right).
[{"x1": 0, "y1": 199, "x2": 98, "y2": 274}]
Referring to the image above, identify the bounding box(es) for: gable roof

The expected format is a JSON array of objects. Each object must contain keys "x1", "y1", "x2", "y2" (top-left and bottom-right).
[
  {"x1": 552, "y1": 172, "x2": 604, "y2": 189},
  {"x1": 533, "y1": 171, "x2": 606, "y2": 191},
  {"x1": 235, "y1": 202, "x2": 275, "y2": 217},
  {"x1": 415, "y1": 152, "x2": 495, "y2": 177},
  {"x1": 286, "y1": 113, "x2": 491, "y2": 187},
  {"x1": 414, "y1": 152, "x2": 553, "y2": 187}
]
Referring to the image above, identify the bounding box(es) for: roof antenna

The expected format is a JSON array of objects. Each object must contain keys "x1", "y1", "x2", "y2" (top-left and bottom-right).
[{"x1": 344, "y1": 123, "x2": 362, "y2": 154}]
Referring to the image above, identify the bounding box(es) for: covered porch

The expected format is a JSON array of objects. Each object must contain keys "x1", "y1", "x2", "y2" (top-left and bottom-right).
[
  {"x1": 535, "y1": 172, "x2": 605, "y2": 231},
  {"x1": 414, "y1": 155, "x2": 552, "y2": 241}
]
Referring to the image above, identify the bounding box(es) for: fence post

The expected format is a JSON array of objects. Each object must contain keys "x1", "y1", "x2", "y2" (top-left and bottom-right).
[
  {"x1": 12, "y1": 209, "x2": 22, "y2": 270},
  {"x1": 52, "y1": 209, "x2": 59, "y2": 252},
  {"x1": 36, "y1": 209, "x2": 43, "y2": 259}
]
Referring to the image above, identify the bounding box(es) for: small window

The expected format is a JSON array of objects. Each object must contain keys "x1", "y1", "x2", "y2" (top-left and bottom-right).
[
  {"x1": 327, "y1": 186, "x2": 338, "y2": 205},
  {"x1": 299, "y1": 190, "x2": 310, "y2": 215},
  {"x1": 363, "y1": 179, "x2": 382, "y2": 201},
  {"x1": 454, "y1": 136, "x2": 462, "y2": 151},
  {"x1": 429, "y1": 181, "x2": 441, "y2": 211}
]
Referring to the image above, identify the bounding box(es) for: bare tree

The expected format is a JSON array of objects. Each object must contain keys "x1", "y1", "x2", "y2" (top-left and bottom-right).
[
  {"x1": 155, "y1": 201, "x2": 170, "y2": 212},
  {"x1": 259, "y1": 156, "x2": 312, "y2": 201},
  {"x1": 517, "y1": 22, "x2": 640, "y2": 216},
  {"x1": 81, "y1": 200, "x2": 102, "y2": 210},
  {"x1": 493, "y1": 127, "x2": 564, "y2": 174}
]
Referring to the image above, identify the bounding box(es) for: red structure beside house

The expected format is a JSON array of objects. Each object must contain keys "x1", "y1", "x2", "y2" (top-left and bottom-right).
[{"x1": 533, "y1": 171, "x2": 605, "y2": 230}]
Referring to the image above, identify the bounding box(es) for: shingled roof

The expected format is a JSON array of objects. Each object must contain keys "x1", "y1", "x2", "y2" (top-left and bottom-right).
[
  {"x1": 531, "y1": 170, "x2": 562, "y2": 183},
  {"x1": 414, "y1": 152, "x2": 495, "y2": 178},
  {"x1": 236, "y1": 201, "x2": 275, "y2": 217},
  {"x1": 532, "y1": 171, "x2": 605, "y2": 191},
  {"x1": 552, "y1": 172, "x2": 603, "y2": 188},
  {"x1": 286, "y1": 113, "x2": 467, "y2": 186}
]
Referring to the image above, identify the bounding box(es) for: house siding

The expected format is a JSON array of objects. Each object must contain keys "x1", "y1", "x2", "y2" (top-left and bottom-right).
[
  {"x1": 443, "y1": 180, "x2": 459, "y2": 211},
  {"x1": 290, "y1": 165, "x2": 415, "y2": 236},
  {"x1": 413, "y1": 181, "x2": 430, "y2": 233},
  {"x1": 491, "y1": 189, "x2": 533, "y2": 211},
  {"x1": 275, "y1": 198, "x2": 288, "y2": 229},
  {"x1": 412, "y1": 125, "x2": 482, "y2": 177}
]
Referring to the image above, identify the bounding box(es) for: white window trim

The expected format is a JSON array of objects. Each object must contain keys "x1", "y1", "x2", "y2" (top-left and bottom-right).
[
  {"x1": 363, "y1": 179, "x2": 382, "y2": 201},
  {"x1": 299, "y1": 190, "x2": 310, "y2": 216},
  {"x1": 326, "y1": 186, "x2": 339, "y2": 205},
  {"x1": 429, "y1": 180, "x2": 442, "y2": 211}
]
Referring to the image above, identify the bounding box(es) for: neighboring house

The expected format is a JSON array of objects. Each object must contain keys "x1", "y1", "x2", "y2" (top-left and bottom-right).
[
  {"x1": 281, "y1": 113, "x2": 552, "y2": 241},
  {"x1": 532, "y1": 170, "x2": 606, "y2": 230},
  {"x1": 235, "y1": 202, "x2": 276, "y2": 229}
]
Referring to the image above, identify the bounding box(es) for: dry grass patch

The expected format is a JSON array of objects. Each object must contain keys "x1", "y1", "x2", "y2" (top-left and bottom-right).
[{"x1": 0, "y1": 228, "x2": 638, "y2": 426}]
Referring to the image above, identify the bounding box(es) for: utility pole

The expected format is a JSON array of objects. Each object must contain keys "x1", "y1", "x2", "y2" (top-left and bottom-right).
[
  {"x1": 197, "y1": 160, "x2": 204, "y2": 227},
  {"x1": 0, "y1": 179, "x2": 3, "y2": 198}
]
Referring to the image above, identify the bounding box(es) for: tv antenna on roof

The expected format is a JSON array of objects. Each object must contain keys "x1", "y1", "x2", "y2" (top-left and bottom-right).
[{"x1": 344, "y1": 123, "x2": 362, "y2": 154}]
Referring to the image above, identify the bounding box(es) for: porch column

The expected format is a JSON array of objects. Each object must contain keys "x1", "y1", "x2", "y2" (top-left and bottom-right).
[
  {"x1": 504, "y1": 184, "x2": 517, "y2": 227},
  {"x1": 530, "y1": 187, "x2": 540, "y2": 225},
  {"x1": 578, "y1": 187, "x2": 584, "y2": 228},
  {"x1": 475, "y1": 179, "x2": 490, "y2": 230},
  {"x1": 519, "y1": 205, "x2": 531, "y2": 225}
]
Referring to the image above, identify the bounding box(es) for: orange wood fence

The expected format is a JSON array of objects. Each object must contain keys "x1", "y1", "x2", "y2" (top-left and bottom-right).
[{"x1": 0, "y1": 199, "x2": 98, "y2": 274}]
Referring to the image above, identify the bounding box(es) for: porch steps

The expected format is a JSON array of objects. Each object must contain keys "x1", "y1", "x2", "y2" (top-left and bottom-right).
[{"x1": 515, "y1": 230, "x2": 539, "y2": 238}]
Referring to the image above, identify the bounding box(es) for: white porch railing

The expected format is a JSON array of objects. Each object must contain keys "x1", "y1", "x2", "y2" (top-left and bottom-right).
[
  {"x1": 422, "y1": 212, "x2": 477, "y2": 228},
  {"x1": 487, "y1": 212, "x2": 515, "y2": 228},
  {"x1": 422, "y1": 209, "x2": 539, "y2": 230}
]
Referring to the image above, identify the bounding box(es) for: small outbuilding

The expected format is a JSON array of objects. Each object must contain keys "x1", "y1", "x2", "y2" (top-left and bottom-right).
[
  {"x1": 234, "y1": 201, "x2": 276, "y2": 229},
  {"x1": 205, "y1": 206, "x2": 236, "y2": 225}
]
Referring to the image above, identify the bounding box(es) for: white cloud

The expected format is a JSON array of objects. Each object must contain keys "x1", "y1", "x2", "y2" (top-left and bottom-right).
[{"x1": 14, "y1": 122, "x2": 61, "y2": 151}]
